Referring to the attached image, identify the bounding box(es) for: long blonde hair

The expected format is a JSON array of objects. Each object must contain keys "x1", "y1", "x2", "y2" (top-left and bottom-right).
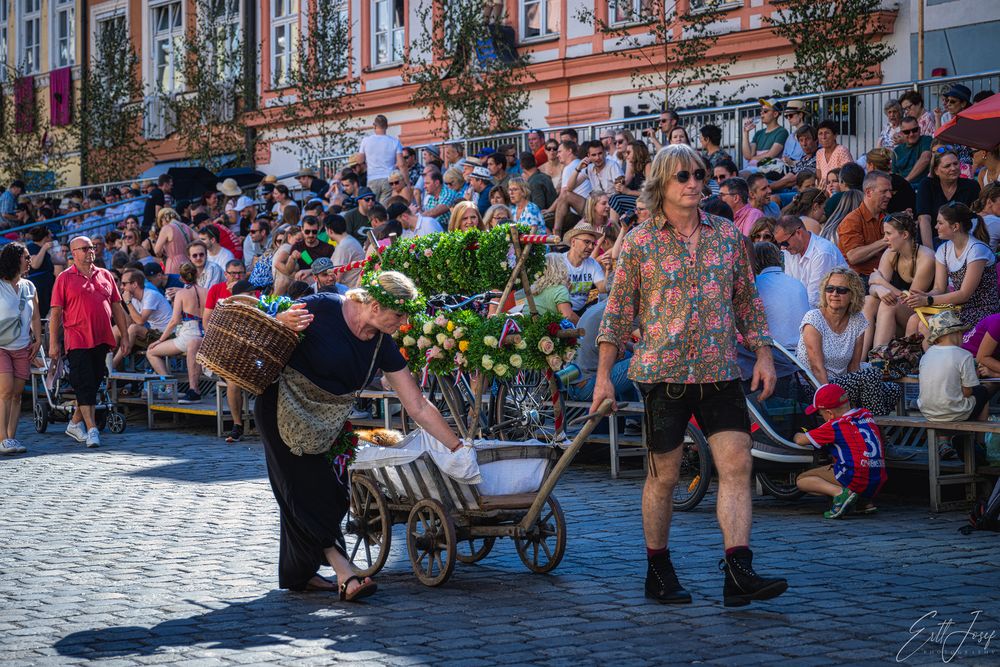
[
  {"x1": 531, "y1": 253, "x2": 570, "y2": 296},
  {"x1": 819, "y1": 267, "x2": 866, "y2": 315},
  {"x1": 448, "y1": 200, "x2": 484, "y2": 232},
  {"x1": 640, "y1": 144, "x2": 707, "y2": 216},
  {"x1": 156, "y1": 207, "x2": 180, "y2": 230}
]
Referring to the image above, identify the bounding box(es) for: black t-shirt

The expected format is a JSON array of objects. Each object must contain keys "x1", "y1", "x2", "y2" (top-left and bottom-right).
[
  {"x1": 915, "y1": 177, "x2": 980, "y2": 219},
  {"x1": 291, "y1": 239, "x2": 335, "y2": 270},
  {"x1": 288, "y1": 293, "x2": 406, "y2": 395},
  {"x1": 888, "y1": 173, "x2": 916, "y2": 214},
  {"x1": 310, "y1": 179, "x2": 330, "y2": 197},
  {"x1": 143, "y1": 187, "x2": 165, "y2": 230},
  {"x1": 343, "y1": 208, "x2": 371, "y2": 243}
]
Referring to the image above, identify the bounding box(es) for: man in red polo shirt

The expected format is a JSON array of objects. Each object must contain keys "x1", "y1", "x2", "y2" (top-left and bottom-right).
[
  {"x1": 49, "y1": 236, "x2": 131, "y2": 448},
  {"x1": 204, "y1": 259, "x2": 248, "y2": 443}
]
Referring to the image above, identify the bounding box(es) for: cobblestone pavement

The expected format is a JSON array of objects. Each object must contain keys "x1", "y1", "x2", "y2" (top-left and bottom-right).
[{"x1": 3, "y1": 417, "x2": 1000, "y2": 666}]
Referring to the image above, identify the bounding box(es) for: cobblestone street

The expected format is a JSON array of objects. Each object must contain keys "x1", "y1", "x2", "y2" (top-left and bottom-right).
[{"x1": 3, "y1": 418, "x2": 999, "y2": 666}]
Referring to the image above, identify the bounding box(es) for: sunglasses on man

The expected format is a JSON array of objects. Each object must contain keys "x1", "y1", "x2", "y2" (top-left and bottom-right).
[{"x1": 675, "y1": 169, "x2": 706, "y2": 184}]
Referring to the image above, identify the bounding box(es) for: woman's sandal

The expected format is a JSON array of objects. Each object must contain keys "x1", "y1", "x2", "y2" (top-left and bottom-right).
[{"x1": 339, "y1": 575, "x2": 377, "y2": 602}]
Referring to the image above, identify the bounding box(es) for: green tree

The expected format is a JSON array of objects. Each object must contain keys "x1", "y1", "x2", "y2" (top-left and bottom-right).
[
  {"x1": 276, "y1": 0, "x2": 363, "y2": 167},
  {"x1": 765, "y1": 0, "x2": 896, "y2": 93},
  {"x1": 164, "y1": 0, "x2": 253, "y2": 172},
  {"x1": 576, "y1": 0, "x2": 744, "y2": 109},
  {"x1": 403, "y1": 2, "x2": 534, "y2": 139},
  {"x1": 79, "y1": 15, "x2": 151, "y2": 184}
]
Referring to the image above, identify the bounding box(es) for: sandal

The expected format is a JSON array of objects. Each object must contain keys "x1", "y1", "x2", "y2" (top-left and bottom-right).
[{"x1": 339, "y1": 575, "x2": 377, "y2": 602}]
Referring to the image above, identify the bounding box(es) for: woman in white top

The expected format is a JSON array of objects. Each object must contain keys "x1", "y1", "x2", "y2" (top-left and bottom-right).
[
  {"x1": 0, "y1": 243, "x2": 41, "y2": 455},
  {"x1": 797, "y1": 268, "x2": 900, "y2": 414},
  {"x1": 904, "y1": 202, "x2": 1000, "y2": 340}
]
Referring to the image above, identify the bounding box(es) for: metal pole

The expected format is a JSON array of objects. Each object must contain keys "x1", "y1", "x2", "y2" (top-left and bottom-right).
[{"x1": 917, "y1": 0, "x2": 925, "y2": 81}]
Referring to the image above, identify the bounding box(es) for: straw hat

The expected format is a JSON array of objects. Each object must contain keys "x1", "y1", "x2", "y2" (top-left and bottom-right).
[
  {"x1": 216, "y1": 178, "x2": 241, "y2": 197},
  {"x1": 261, "y1": 174, "x2": 278, "y2": 185},
  {"x1": 563, "y1": 223, "x2": 600, "y2": 244}
]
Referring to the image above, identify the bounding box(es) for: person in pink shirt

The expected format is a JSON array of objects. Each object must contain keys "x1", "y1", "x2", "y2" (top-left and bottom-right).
[
  {"x1": 719, "y1": 177, "x2": 762, "y2": 236},
  {"x1": 49, "y1": 236, "x2": 131, "y2": 448},
  {"x1": 815, "y1": 120, "x2": 854, "y2": 182}
]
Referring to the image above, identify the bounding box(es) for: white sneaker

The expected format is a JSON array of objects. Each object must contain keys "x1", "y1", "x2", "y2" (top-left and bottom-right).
[
  {"x1": 9, "y1": 439, "x2": 25, "y2": 453},
  {"x1": 85, "y1": 428, "x2": 101, "y2": 449},
  {"x1": 0, "y1": 439, "x2": 17, "y2": 455},
  {"x1": 65, "y1": 421, "x2": 87, "y2": 443}
]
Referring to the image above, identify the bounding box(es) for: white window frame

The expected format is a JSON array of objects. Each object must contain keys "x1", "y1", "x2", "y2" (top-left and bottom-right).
[
  {"x1": 17, "y1": 0, "x2": 41, "y2": 75},
  {"x1": 52, "y1": 0, "x2": 76, "y2": 68},
  {"x1": 370, "y1": 0, "x2": 404, "y2": 68},
  {"x1": 271, "y1": 0, "x2": 299, "y2": 87},
  {"x1": 93, "y1": 13, "x2": 128, "y2": 96},
  {"x1": 609, "y1": 0, "x2": 654, "y2": 26},
  {"x1": 149, "y1": 0, "x2": 184, "y2": 94},
  {"x1": 519, "y1": 0, "x2": 558, "y2": 42},
  {"x1": 208, "y1": 0, "x2": 242, "y2": 81},
  {"x1": 0, "y1": 0, "x2": 8, "y2": 82},
  {"x1": 689, "y1": 0, "x2": 744, "y2": 14}
]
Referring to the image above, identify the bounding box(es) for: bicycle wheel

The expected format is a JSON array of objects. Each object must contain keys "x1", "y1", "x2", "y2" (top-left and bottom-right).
[
  {"x1": 491, "y1": 371, "x2": 559, "y2": 442},
  {"x1": 756, "y1": 470, "x2": 806, "y2": 500},
  {"x1": 673, "y1": 424, "x2": 713, "y2": 511}
]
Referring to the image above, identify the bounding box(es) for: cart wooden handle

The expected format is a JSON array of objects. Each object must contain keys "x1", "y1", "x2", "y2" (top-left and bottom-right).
[{"x1": 518, "y1": 399, "x2": 614, "y2": 531}]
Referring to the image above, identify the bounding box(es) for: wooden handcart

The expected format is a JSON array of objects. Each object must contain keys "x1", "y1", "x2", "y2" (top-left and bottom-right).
[{"x1": 342, "y1": 400, "x2": 612, "y2": 586}]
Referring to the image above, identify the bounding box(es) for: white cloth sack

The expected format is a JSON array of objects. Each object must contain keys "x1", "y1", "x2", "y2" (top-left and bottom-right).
[
  {"x1": 353, "y1": 429, "x2": 482, "y2": 484},
  {"x1": 472, "y1": 439, "x2": 550, "y2": 496}
]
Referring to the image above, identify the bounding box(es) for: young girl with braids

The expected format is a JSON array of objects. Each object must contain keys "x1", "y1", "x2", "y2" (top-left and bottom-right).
[
  {"x1": 780, "y1": 187, "x2": 828, "y2": 235},
  {"x1": 868, "y1": 212, "x2": 936, "y2": 347}
]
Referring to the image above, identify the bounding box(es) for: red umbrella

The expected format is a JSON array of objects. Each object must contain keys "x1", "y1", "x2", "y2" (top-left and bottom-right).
[{"x1": 934, "y1": 93, "x2": 1000, "y2": 150}]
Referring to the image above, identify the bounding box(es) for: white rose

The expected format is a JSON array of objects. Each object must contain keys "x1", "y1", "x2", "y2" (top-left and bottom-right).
[
  {"x1": 436, "y1": 333, "x2": 448, "y2": 345},
  {"x1": 484, "y1": 335, "x2": 499, "y2": 348},
  {"x1": 515, "y1": 339, "x2": 527, "y2": 350},
  {"x1": 509, "y1": 354, "x2": 522, "y2": 368},
  {"x1": 494, "y1": 363, "x2": 508, "y2": 377},
  {"x1": 481, "y1": 355, "x2": 494, "y2": 370},
  {"x1": 547, "y1": 355, "x2": 562, "y2": 371},
  {"x1": 423, "y1": 322, "x2": 434, "y2": 335},
  {"x1": 402, "y1": 335, "x2": 416, "y2": 347}
]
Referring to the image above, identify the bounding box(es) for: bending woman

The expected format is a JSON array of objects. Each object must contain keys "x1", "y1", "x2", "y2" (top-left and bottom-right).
[
  {"x1": 146, "y1": 262, "x2": 208, "y2": 403},
  {"x1": 262, "y1": 271, "x2": 467, "y2": 599}
]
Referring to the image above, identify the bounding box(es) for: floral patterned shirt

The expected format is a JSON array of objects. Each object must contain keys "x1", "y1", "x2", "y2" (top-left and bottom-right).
[{"x1": 596, "y1": 210, "x2": 771, "y2": 384}]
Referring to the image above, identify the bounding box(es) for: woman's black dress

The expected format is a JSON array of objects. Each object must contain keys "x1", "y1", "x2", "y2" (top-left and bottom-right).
[{"x1": 255, "y1": 293, "x2": 406, "y2": 590}]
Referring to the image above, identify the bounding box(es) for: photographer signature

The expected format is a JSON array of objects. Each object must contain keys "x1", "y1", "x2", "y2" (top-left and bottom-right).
[{"x1": 897, "y1": 610, "x2": 996, "y2": 663}]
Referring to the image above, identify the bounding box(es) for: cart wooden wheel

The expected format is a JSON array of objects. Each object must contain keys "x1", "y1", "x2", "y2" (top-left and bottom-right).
[
  {"x1": 455, "y1": 536, "x2": 496, "y2": 564},
  {"x1": 406, "y1": 498, "x2": 456, "y2": 586},
  {"x1": 343, "y1": 475, "x2": 391, "y2": 578},
  {"x1": 33, "y1": 402, "x2": 48, "y2": 433},
  {"x1": 514, "y1": 495, "x2": 566, "y2": 574}
]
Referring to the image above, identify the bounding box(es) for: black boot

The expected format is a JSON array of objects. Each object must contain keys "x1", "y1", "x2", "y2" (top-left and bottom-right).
[
  {"x1": 645, "y1": 551, "x2": 692, "y2": 604},
  {"x1": 719, "y1": 548, "x2": 787, "y2": 608}
]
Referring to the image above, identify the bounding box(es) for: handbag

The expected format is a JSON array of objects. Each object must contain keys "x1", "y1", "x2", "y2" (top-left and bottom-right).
[
  {"x1": 0, "y1": 281, "x2": 28, "y2": 347},
  {"x1": 277, "y1": 334, "x2": 382, "y2": 456}
]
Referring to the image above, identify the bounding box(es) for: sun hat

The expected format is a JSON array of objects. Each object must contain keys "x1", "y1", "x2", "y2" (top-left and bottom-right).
[
  {"x1": 563, "y1": 222, "x2": 601, "y2": 244},
  {"x1": 471, "y1": 166, "x2": 493, "y2": 182},
  {"x1": 297, "y1": 167, "x2": 317, "y2": 178},
  {"x1": 234, "y1": 195, "x2": 257, "y2": 211},
  {"x1": 805, "y1": 384, "x2": 849, "y2": 415},
  {"x1": 216, "y1": 178, "x2": 241, "y2": 197},
  {"x1": 926, "y1": 310, "x2": 972, "y2": 344}
]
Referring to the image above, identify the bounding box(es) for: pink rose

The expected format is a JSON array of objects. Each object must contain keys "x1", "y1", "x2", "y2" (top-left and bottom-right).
[
  {"x1": 424, "y1": 248, "x2": 433, "y2": 257},
  {"x1": 442, "y1": 338, "x2": 455, "y2": 350},
  {"x1": 538, "y1": 336, "x2": 555, "y2": 355},
  {"x1": 434, "y1": 315, "x2": 448, "y2": 327},
  {"x1": 546, "y1": 355, "x2": 563, "y2": 371}
]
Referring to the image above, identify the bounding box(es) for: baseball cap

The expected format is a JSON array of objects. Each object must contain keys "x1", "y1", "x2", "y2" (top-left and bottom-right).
[
  {"x1": 758, "y1": 97, "x2": 783, "y2": 112},
  {"x1": 805, "y1": 384, "x2": 848, "y2": 415},
  {"x1": 142, "y1": 263, "x2": 164, "y2": 277},
  {"x1": 310, "y1": 257, "x2": 335, "y2": 275}
]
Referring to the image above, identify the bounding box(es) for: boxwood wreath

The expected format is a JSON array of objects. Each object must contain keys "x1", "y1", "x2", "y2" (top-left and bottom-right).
[
  {"x1": 364, "y1": 224, "x2": 545, "y2": 295},
  {"x1": 393, "y1": 310, "x2": 578, "y2": 379}
]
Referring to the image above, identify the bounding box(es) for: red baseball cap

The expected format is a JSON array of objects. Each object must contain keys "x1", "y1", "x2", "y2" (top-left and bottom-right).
[{"x1": 805, "y1": 383, "x2": 848, "y2": 415}]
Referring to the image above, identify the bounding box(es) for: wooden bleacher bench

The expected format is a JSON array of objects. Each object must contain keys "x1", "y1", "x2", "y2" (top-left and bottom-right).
[
  {"x1": 565, "y1": 400, "x2": 646, "y2": 479},
  {"x1": 875, "y1": 414, "x2": 1000, "y2": 512}
]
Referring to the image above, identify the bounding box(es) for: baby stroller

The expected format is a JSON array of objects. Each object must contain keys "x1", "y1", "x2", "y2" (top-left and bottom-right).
[{"x1": 31, "y1": 347, "x2": 126, "y2": 435}]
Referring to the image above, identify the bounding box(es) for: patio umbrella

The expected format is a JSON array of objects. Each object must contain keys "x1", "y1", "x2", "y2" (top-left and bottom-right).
[{"x1": 934, "y1": 92, "x2": 1000, "y2": 151}]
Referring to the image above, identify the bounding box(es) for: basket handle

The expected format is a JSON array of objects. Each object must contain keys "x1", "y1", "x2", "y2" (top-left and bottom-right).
[{"x1": 225, "y1": 294, "x2": 262, "y2": 308}]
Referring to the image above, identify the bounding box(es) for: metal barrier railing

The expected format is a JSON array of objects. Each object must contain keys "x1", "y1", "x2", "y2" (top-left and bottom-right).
[
  {"x1": 27, "y1": 178, "x2": 157, "y2": 200},
  {"x1": 318, "y1": 68, "x2": 1000, "y2": 177},
  {"x1": 0, "y1": 196, "x2": 149, "y2": 240}
]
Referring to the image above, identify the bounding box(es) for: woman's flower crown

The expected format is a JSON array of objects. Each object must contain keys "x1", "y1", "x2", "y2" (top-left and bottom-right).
[{"x1": 365, "y1": 275, "x2": 427, "y2": 316}]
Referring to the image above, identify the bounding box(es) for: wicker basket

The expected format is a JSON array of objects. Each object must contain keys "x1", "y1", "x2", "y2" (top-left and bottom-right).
[{"x1": 195, "y1": 295, "x2": 300, "y2": 395}]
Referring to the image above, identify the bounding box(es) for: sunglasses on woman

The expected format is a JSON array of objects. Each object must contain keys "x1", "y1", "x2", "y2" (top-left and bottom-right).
[
  {"x1": 675, "y1": 169, "x2": 706, "y2": 184},
  {"x1": 825, "y1": 286, "x2": 850, "y2": 295},
  {"x1": 752, "y1": 233, "x2": 775, "y2": 242}
]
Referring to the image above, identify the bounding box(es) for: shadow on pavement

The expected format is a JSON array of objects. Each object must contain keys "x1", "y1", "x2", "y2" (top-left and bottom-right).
[{"x1": 53, "y1": 590, "x2": 380, "y2": 659}]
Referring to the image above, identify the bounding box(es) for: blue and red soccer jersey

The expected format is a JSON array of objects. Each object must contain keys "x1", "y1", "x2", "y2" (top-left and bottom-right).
[{"x1": 805, "y1": 407, "x2": 887, "y2": 497}]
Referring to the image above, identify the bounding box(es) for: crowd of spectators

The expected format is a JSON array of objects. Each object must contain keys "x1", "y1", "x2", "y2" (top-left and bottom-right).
[{"x1": 0, "y1": 83, "x2": 998, "y2": 457}]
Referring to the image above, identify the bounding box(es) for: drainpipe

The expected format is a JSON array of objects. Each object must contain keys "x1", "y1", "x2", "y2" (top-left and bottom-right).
[
  {"x1": 243, "y1": 0, "x2": 258, "y2": 168},
  {"x1": 80, "y1": 3, "x2": 91, "y2": 183}
]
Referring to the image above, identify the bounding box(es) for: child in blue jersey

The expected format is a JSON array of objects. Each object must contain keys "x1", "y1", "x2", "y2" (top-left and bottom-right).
[{"x1": 794, "y1": 383, "x2": 887, "y2": 518}]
